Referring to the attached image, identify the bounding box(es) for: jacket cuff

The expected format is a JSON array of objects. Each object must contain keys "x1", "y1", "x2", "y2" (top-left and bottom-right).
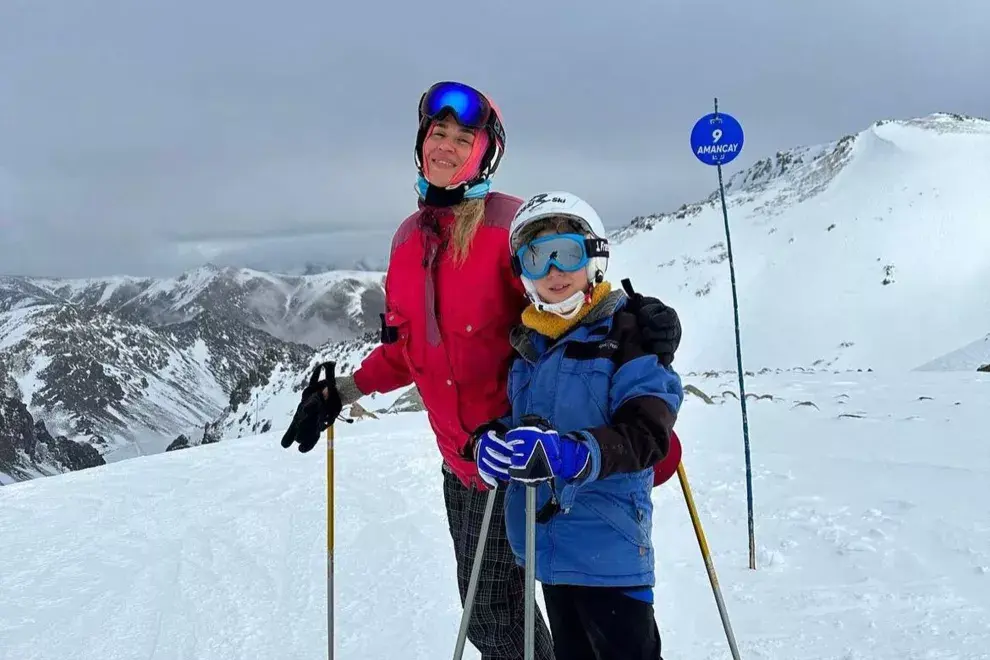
[
  {"x1": 571, "y1": 431, "x2": 602, "y2": 483},
  {"x1": 336, "y1": 375, "x2": 364, "y2": 406},
  {"x1": 351, "y1": 367, "x2": 373, "y2": 397},
  {"x1": 556, "y1": 431, "x2": 601, "y2": 513}
]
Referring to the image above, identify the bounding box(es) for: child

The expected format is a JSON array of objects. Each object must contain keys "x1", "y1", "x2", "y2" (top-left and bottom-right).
[{"x1": 472, "y1": 191, "x2": 683, "y2": 660}]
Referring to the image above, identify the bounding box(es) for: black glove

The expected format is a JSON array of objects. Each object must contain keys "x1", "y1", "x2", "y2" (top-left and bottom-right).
[
  {"x1": 280, "y1": 361, "x2": 343, "y2": 453},
  {"x1": 621, "y1": 279, "x2": 681, "y2": 368},
  {"x1": 461, "y1": 418, "x2": 511, "y2": 462}
]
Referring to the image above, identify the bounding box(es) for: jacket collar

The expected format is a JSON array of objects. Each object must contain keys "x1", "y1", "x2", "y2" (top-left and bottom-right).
[{"x1": 510, "y1": 289, "x2": 627, "y2": 362}]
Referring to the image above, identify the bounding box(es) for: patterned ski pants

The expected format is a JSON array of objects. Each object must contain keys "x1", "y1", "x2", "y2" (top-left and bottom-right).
[{"x1": 442, "y1": 463, "x2": 555, "y2": 660}]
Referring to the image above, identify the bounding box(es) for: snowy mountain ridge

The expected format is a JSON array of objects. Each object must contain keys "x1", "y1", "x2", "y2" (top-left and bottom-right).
[
  {"x1": 617, "y1": 112, "x2": 989, "y2": 238},
  {"x1": 608, "y1": 112, "x2": 990, "y2": 373},
  {"x1": 0, "y1": 265, "x2": 387, "y2": 483},
  {"x1": 7, "y1": 263, "x2": 386, "y2": 348},
  {"x1": 0, "y1": 297, "x2": 313, "y2": 480}
]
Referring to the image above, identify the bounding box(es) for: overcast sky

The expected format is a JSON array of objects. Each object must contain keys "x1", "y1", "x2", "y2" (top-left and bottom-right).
[{"x1": 1, "y1": 0, "x2": 988, "y2": 278}]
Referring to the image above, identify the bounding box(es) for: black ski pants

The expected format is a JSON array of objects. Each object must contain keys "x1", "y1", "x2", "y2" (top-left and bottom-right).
[
  {"x1": 542, "y1": 584, "x2": 663, "y2": 660},
  {"x1": 442, "y1": 463, "x2": 555, "y2": 660}
]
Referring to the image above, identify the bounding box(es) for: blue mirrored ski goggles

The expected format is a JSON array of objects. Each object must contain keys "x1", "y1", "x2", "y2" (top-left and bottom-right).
[
  {"x1": 511, "y1": 233, "x2": 609, "y2": 280},
  {"x1": 420, "y1": 81, "x2": 493, "y2": 129}
]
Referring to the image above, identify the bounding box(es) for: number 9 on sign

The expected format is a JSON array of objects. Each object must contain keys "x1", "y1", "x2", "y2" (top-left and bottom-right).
[{"x1": 690, "y1": 112, "x2": 744, "y2": 166}]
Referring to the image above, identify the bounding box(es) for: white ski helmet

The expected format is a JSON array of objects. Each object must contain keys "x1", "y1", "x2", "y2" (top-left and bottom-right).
[{"x1": 509, "y1": 191, "x2": 610, "y2": 318}]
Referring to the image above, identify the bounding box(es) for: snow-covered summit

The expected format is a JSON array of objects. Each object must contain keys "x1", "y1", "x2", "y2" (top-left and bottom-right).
[
  {"x1": 18, "y1": 263, "x2": 385, "y2": 348},
  {"x1": 608, "y1": 112, "x2": 990, "y2": 373}
]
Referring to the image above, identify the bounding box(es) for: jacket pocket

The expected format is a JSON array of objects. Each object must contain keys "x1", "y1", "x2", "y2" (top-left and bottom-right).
[
  {"x1": 446, "y1": 312, "x2": 508, "y2": 386},
  {"x1": 553, "y1": 476, "x2": 654, "y2": 580},
  {"x1": 382, "y1": 310, "x2": 419, "y2": 376},
  {"x1": 556, "y1": 355, "x2": 614, "y2": 428},
  {"x1": 581, "y1": 477, "x2": 653, "y2": 548}
]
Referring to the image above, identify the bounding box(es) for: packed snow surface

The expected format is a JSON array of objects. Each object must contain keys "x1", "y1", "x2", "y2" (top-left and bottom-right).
[{"x1": 1, "y1": 370, "x2": 987, "y2": 659}]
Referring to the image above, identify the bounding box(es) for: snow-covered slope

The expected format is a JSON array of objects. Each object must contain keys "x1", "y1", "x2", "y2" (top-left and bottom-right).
[
  {"x1": 1, "y1": 370, "x2": 987, "y2": 658},
  {"x1": 610, "y1": 113, "x2": 990, "y2": 373},
  {"x1": 916, "y1": 333, "x2": 990, "y2": 372},
  {"x1": 14, "y1": 263, "x2": 385, "y2": 348},
  {"x1": 0, "y1": 300, "x2": 311, "y2": 471},
  {"x1": 214, "y1": 332, "x2": 416, "y2": 442}
]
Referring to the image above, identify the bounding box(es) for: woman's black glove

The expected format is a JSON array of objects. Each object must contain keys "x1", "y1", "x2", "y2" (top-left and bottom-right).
[
  {"x1": 280, "y1": 361, "x2": 344, "y2": 453},
  {"x1": 621, "y1": 278, "x2": 682, "y2": 368}
]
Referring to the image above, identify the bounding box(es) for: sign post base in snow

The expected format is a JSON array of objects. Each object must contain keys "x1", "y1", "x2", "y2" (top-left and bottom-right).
[
  {"x1": 691, "y1": 99, "x2": 757, "y2": 571},
  {"x1": 327, "y1": 423, "x2": 335, "y2": 660}
]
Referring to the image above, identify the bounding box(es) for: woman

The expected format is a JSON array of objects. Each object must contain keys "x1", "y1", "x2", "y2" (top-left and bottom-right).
[{"x1": 282, "y1": 81, "x2": 682, "y2": 659}]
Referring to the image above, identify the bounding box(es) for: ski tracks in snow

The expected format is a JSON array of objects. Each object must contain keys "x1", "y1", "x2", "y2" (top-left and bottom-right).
[
  {"x1": 0, "y1": 371, "x2": 988, "y2": 659},
  {"x1": 662, "y1": 373, "x2": 989, "y2": 658}
]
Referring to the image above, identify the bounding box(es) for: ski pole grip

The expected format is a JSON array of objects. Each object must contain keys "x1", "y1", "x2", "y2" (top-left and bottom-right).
[
  {"x1": 511, "y1": 415, "x2": 555, "y2": 483},
  {"x1": 519, "y1": 414, "x2": 552, "y2": 431},
  {"x1": 308, "y1": 360, "x2": 337, "y2": 388}
]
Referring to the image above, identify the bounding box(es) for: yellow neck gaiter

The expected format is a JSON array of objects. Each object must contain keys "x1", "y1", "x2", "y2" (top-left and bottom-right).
[{"x1": 520, "y1": 281, "x2": 613, "y2": 340}]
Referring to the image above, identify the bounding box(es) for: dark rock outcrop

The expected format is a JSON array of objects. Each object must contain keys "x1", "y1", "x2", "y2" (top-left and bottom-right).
[
  {"x1": 166, "y1": 434, "x2": 191, "y2": 452},
  {"x1": 0, "y1": 394, "x2": 106, "y2": 481}
]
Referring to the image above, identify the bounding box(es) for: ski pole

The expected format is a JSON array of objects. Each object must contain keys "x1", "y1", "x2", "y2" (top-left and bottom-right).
[
  {"x1": 509, "y1": 416, "x2": 555, "y2": 660},
  {"x1": 327, "y1": 422, "x2": 335, "y2": 660},
  {"x1": 676, "y1": 461, "x2": 741, "y2": 660},
  {"x1": 452, "y1": 486, "x2": 498, "y2": 660},
  {"x1": 523, "y1": 481, "x2": 538, "y2": 660}
]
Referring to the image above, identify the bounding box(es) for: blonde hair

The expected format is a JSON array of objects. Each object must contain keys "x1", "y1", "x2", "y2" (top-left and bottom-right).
[{"x1": 450, "y1": 198, "x2": 487, "y2": 264}]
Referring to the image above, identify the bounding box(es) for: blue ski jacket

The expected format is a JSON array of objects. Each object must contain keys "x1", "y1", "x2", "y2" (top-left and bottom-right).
[{"x1": 501, "y1": 288, "x2": 683, "y2": 589}]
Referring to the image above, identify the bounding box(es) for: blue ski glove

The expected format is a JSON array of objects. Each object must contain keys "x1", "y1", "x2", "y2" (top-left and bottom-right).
[{"x1": 504, "y1": 425, "x2": 591, "y2": 483}]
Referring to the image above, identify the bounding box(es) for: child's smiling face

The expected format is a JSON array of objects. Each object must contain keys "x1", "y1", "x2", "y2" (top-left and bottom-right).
[{"x1": 530, "y1": 228, "x2": 590, "y2": 304}]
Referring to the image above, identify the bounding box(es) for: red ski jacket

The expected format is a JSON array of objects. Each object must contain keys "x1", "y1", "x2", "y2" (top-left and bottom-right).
[
  {"x1": 653, "y1": 429, "x2": 682, "y2": 487},
  {"x1": 353, "y1": 192, "x2": 528, "y2": 489}
]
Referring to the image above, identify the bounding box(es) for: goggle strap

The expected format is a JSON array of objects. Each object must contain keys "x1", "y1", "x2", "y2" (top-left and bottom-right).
[{"x1": 584, "y1": 237, "x2": 608, "y2": 259}]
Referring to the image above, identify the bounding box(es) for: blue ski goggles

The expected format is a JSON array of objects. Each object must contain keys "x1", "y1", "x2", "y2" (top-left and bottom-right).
[
  {"x1": 419, "y1": 81, "x2": 505, "y2": 144},
  {"x1": 511, "y1": 233, "x2": 609, "y2": 280}
]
